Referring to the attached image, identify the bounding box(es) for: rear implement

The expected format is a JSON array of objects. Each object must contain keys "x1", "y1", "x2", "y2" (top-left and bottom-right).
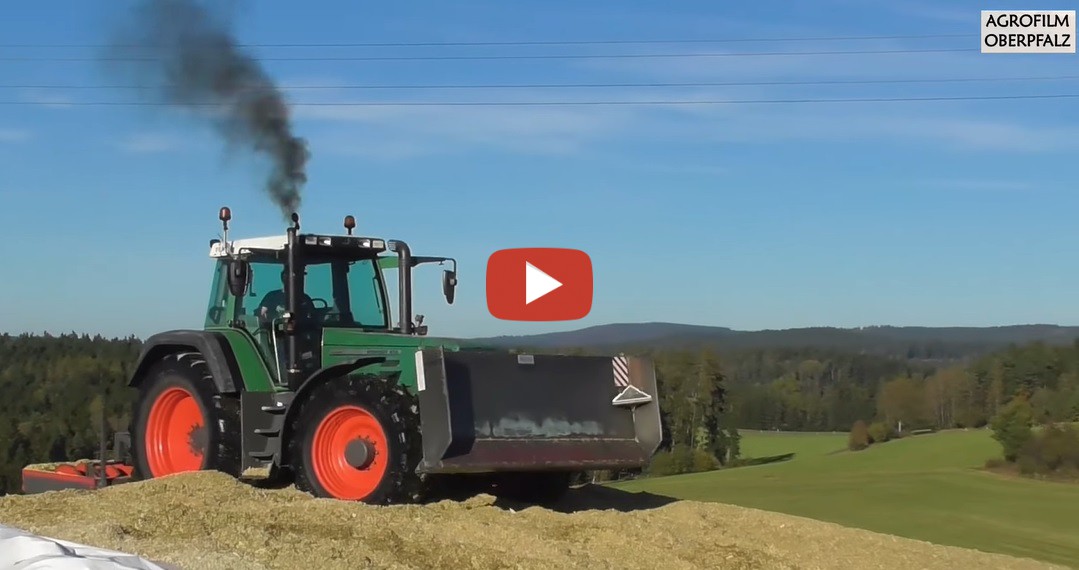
[{"x1": 22, "y1": 461, "x2": 134, "y2": 495}]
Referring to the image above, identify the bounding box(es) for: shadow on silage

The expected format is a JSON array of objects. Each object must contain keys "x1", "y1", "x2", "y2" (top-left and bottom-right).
[
  {"x1": 538, "y1": 483, "x2": 679, "y2": 513},
  {"x1": 239, "y1": 470, "x2": 678, "y2": 514},
  {"x1": 422, "y1": 474, "x2": 680, "y2": 513}
]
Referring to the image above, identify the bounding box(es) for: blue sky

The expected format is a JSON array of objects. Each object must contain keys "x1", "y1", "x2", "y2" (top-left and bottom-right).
[{"x1": 1, "y1": 0, "x2": 1078, "y2": 339}]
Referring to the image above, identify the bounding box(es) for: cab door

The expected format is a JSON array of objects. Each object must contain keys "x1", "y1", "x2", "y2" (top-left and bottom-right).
[{"x1": 234, "y1": 260, "x2": 289, "y2": 385}]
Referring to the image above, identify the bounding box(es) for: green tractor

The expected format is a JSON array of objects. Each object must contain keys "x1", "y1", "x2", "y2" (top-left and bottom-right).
[{"x1": 25, "y1": 207, "x2": 663, "y2": 504}]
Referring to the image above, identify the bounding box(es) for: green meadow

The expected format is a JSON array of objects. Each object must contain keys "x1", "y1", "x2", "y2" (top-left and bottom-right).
[{"x1": 614, "y1": 429, "x2": 1079, "y2": 567}]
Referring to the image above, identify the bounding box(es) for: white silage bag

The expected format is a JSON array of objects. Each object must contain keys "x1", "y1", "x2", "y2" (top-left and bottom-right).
[{"x1": 0, "y1": 525, "x2": 171, "y2": 570}]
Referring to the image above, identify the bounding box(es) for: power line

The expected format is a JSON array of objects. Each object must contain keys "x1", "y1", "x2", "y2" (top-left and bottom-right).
[
  {"x1": 0, "y1": 33, "x2": 972, "y2": 49},
  {"x1": 3, "y1": 94, "x2": 1075, "y2": 107},
  {"x1": 0, "y1": 47, "x2": 977, "y2": 63},
  {"x1": 3, "y1": 75, "x2": 1077, "y2": 91}
]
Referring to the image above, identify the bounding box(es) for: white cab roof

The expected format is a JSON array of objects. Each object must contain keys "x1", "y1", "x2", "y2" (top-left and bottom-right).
[
  {"x1": 209, "y1": 235, "x2": 286, "y2": 257},
  {"x1": 209, "y1": 234, "x2": 388, "y2": 257}
]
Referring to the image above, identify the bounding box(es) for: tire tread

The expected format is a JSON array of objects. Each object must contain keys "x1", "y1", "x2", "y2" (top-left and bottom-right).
[
  {"x1": 287, "y1": 374, "x2": 422, "y2": 504},
  {"x1": 129, "y1": 351, "x2": 241, "y2": 480}
]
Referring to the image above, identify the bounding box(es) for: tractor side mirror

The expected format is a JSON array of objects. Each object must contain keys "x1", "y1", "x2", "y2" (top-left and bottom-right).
[
  {"x1": 442, "y1": 269, "x2": 457, "y2": 305},
  {"x1": 227, "y1": 260, "x2": 251, "y2": 297}
]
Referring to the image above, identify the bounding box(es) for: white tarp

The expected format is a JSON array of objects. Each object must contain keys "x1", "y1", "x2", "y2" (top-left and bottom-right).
[{"x1": 0, "y1": 525, "x2": 173, "y2": 570}]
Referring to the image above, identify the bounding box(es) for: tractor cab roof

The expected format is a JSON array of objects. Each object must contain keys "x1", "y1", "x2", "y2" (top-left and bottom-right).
[{"x1": 209, "y1": 233, "x2": 388, "y2": 259}]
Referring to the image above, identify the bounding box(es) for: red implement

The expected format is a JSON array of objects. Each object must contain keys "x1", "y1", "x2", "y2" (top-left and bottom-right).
[{"x1": 21, "y1": 461, "x2": 135, "y2": 494}]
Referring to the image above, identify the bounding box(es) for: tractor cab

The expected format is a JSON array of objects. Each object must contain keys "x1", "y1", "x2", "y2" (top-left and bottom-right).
[{"x1": 206, "y1": 207, "x2": 456, "y2": 388}]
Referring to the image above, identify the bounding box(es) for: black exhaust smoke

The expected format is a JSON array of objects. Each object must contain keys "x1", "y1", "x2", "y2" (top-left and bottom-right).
[{"x1": 105, "y1": 0, "x2": 308, "y2": 219}]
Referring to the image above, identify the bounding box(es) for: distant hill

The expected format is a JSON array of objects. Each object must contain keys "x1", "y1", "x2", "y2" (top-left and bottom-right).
[
  {"x1": 471, "y1": 322, "x2": 1079, "y2": 358},
  {"x1": 473, "y1": 322, "x2": 736, "y2": 348}
]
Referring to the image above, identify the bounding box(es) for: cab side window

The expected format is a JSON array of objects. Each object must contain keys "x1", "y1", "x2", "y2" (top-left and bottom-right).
[
  {"x1": 238, "y1": 261, "x2": 287, "y2": 327},
  {"x1": 204, "y1": 260, "x2": 228, "y2": 327},
  {"x1": 348, "y1": 260, "x2": 389, "y2": 328}
]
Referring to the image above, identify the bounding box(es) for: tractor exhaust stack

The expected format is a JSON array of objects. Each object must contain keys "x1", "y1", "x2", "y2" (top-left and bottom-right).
[
  {"x1": 285, "y1": 212, "x2": 302, "y2": 389},
  {"x1": 388, "y1": 240, "x2": 413, "y2": 335}
]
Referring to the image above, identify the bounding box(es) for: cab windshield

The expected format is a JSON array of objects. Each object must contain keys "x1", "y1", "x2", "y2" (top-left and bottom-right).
[
  {"x1": 243, "y1": 256, "x2": 390, "y2": 330},
  {"x1": 302, "y1": 258, "x2": 390, "y2": 329}
]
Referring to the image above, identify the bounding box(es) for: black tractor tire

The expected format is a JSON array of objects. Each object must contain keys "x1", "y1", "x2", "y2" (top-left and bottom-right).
[
  {"x1": 130, "y1": 351, "x2": 242, "y2": 481},
  {"x1": 287, "y1": 374, "x2": 423, "y2": 504},
  {"x1": 491, "y1": 471, "x2": 573, "y2": 506}
]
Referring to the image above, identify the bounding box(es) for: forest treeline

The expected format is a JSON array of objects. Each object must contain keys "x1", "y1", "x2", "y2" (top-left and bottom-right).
[
  {"x1": 3, "y1": 332, "x2": 1079, "y2": 494},
  {"x1": 0, "y1": 333, "x2": 141, "y2": 494},
  {"x1": 652, "y1": 339, "x2": 1079, "y2": 435}
]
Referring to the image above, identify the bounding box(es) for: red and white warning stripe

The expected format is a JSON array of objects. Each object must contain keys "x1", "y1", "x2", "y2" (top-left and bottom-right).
[{"x1": 612, "y1": 355, "x2": 630, "y2": 387}]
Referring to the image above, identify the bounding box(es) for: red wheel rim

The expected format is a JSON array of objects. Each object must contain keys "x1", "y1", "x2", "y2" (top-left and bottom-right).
[
  {"x1": 311, "y1": 405, "x2": 389, "y2": 500},
  {"x1": 145, "y1": 387, "x2": 206, "y2": 477}
]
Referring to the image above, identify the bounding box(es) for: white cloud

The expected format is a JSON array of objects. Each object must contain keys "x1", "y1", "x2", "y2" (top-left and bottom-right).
[
  {"x1": 765, "y1": 111, "x2": 1070, "y2": 151},
  {"x1": 578, "y1": 42, "x2": 1070, "y2": 84},
  {"x1": 280, "y1": 76, "x2": 354, "y2": 98},
  {"x1": 117, "y1": 133, "x2": 184, "y2": 153},
  {"x1": 0, "y1": 128, "x2": 31, "y2": 143},
  {"x1": 644, "y1": 102, "x2": 1079, "y2": 153},
  {"x1": 876, "y1": 0, "x2": 975, "y2": 24},
  {"x1": 295, "y1": 103, "x2": 636, "y2": 157},
  {"x1": 276, "y1": 23, "x2": 1078, "y2": 159},
  {"x1": 889, "y1": 116, "x2": 1079, "y2": 152},
  {"x1": 537, "y1": 46, "x2": 1079, "y2": 154},
  {"x1": 289, "y1": 90, "x2": 1078, "y2": 158},
  {"x1": 19, "y1": 89, "x2": 75, "y2": 109},
  {"x1": 322, "y1": 139, "x2": 430, "y2": 161},
  {"x1": 916, "y1": 178, "x2": 1035, "y2": 192}
]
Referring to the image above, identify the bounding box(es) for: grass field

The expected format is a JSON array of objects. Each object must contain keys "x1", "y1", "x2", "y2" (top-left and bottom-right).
[{"x1": 613, "y1": 429, "x2": 1079, "y2": 567}]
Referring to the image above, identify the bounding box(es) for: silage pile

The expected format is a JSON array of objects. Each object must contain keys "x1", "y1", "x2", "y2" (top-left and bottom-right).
[{"x1": 0, "y1": 472, "x2": 1063, "y2": 570}]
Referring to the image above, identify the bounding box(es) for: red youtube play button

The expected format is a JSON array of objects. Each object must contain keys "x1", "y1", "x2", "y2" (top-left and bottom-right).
[{"x1": 486, "y1": 248, "x2": 593, "y2": 321}]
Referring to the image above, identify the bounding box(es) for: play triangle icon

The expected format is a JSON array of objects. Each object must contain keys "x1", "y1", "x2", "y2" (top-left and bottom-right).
[{"x1": 525, "y1": 261, "x2": 562, "y2": 304}]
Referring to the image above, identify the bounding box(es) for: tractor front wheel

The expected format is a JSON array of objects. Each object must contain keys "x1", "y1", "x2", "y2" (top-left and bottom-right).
[
  {"x1": 288, "y1": 375, "x2": 422, "y2": 504},
  {"x1": 130, "y1": 352, "x2": 241, "y2": 480}
]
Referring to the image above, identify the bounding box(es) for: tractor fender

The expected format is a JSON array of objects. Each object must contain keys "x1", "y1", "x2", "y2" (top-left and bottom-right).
[
  {"x1": 278, "y1": 356, "x2": 387, "y2": 463},
  {"x1": 129, "y1": 330, "x2": 245, "y2": 394}
]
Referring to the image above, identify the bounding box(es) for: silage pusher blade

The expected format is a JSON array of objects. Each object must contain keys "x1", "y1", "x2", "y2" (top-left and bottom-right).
[{"x1": 413, "y1": 349, "x2": 662, "y2": 474}]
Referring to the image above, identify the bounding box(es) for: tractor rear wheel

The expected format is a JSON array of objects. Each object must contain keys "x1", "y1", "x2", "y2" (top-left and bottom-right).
[
  {"x1": 288, "y1": 375, "x2": 422, "y2": 504},
  {"x1": 130, "y1": 352, "x2": 241, "y2": 480}
]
